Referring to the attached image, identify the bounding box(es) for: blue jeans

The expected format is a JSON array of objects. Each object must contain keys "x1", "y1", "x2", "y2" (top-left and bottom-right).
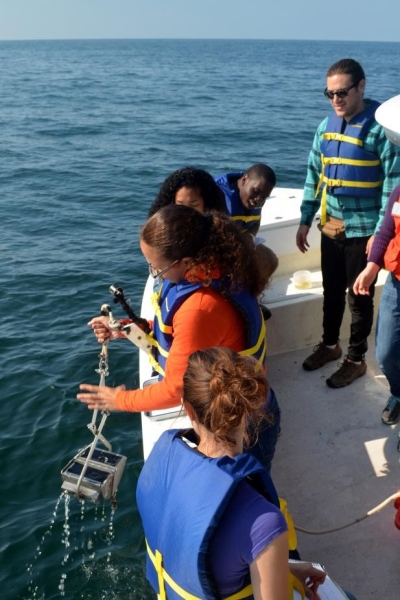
[
  {"x1": 344, "y1": 592, "x2": 357, "y2": 600},
  {"x1": 375, "y1": 273, "x2": 400, "y2": 398},
  {"x1": 245, "y1": 387, "x2": 281, "y2": 473}
]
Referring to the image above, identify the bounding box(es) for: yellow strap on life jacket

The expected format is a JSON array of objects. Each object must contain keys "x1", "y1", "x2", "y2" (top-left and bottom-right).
[
  {"x1": 317, "y1": 175, "x2": 383, "y2": 225},
  {"x1": 231, "y1": 215, "x2": 261, "y2": 223},
  {"x1": 224, "y1": 584, "x2": 253, "y2": 600},
  {"x1": 320, "y1": 177, "x2": 382, "y2": 190},
  {"x1": 152, "y1": 301, "x2": 267, "y2": 375},
  {"x1": 151, "y1": 288, "x2": 162, "y2": 308},
  {"x1": 147, "y1": 353, "x2": 165, "y2": 377},
  {"x1": 279, "y1": 498, "x2": 298, "y2": 551},
  {"x1": 147, "y1": 541, "x2": 203, "y2": 600},
  {"x1": 155, "y1": 549, "x2": 167, "y2": 600},
  {"x1": 151, "y1": 338, "x2": 169, "y2": 359},
  {"x1": 322, "y1": 156, "x2": 381, "y2": 167},
  {"x1": 317, "y1": 142, "x2": 383, "y2": 225},
  {"x1": 290, "y1": 574, "x2": 306, "y2": 599},
  {"x1": 146, "y1": 537, "x2": 305, "y2": 600},
  {"x1": 147, "y1": 540, "x2": 254, "y2": 600},
  {"x1": 238, "y1": 311, "x2": 267, "y2": 369},
  {"x1": 225, "y1": 572, "x2": 305, "y2": 600},
  {"x1": 143, "y1": 333, "x2": 167, "y2": 373},
  {"x1": 322, "y1": 132, "x2": 363, "y2": 145},
  {"x1": 151, "y1": 289, "x2": 174, "y2": 335},
  {"x1": 153, "y1": 305, "x2": 173, "y2": 335}
]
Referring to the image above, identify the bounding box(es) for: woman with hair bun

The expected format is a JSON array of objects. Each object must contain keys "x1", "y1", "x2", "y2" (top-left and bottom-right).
[
  {"x1": 78, "y1": 204, "x2": 280, "y2": 471},
  {"x1": 136, "y1": 347, "x2": 326, "y2": 600}
]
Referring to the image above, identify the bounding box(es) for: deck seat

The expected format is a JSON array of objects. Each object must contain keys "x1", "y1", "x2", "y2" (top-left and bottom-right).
[{"x1": 262, "y1": 268, "x2": 388, "y2": 356}]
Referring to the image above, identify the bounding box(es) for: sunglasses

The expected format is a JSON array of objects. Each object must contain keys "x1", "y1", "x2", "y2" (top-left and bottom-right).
[
  {"x1": 148, "y1": 259, "x2": 179, "y2": 279},
  {"x1": 324, "y1": 81, "x2": 359, "y2": 100}
]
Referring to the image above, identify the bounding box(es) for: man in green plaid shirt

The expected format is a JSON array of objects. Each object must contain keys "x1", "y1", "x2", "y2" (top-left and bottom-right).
[{"x1": 296, "y1": 58, "x2": 400, "y2": 388}]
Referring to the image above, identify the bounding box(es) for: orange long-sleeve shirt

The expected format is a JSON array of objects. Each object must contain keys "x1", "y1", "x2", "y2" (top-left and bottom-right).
[{"x1": 115, "y1": 287, "x2": 246, "y2": 412}]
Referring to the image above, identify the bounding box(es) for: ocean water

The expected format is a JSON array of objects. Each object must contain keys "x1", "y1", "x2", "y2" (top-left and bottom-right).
[{"x1": 1, "y1": 38, "x2": 400, "y2": 600}]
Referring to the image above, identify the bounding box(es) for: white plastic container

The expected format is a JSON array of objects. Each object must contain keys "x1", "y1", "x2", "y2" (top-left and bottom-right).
[{"x1": 293, "y1": 270, "x2": 312, "y2": 289}]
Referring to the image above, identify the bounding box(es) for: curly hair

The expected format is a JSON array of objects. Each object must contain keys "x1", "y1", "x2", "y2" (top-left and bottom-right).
[
  {"x1": 148, "y1": 166, "x2": 227, "y2": 217},
  {"x1": 183, "y1": 347, "x2": 270, "y2": 448},
  {"x1": 141, "y1": 204, "x2": 267, "y2": 295}
]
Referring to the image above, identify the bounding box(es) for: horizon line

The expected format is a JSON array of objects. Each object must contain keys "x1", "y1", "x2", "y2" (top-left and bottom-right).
[{"x1": 0, "y1": 36, "x2": 398, "y2": 44}]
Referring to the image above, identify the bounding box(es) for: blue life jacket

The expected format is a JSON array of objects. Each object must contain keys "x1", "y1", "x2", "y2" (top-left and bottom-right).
[
  {"x1": 215, "y1": 172, "x2": 262, "y2": 232},
  {"x1": 149, "y1": 279, "x2": 267, "y2": 378},
  {"x1": 319, "y1": 100, "x2": 383, "y2": 198},
  {"x1": 136, "y1": 429, "x2": 279, "y2": 600}
]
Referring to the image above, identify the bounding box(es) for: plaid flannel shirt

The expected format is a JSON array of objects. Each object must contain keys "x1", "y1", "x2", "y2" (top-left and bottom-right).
[{"x1": 300, "y1": 102, "x2": 400, "y2": 238}]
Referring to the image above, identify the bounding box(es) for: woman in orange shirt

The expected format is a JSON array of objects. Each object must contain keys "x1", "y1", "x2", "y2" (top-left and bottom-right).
[{"x1": 77, "y1": 204, "x2": 280, "y2": 470}]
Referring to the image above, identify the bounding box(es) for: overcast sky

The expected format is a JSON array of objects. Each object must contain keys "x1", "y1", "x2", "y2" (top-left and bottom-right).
[{"x1": 0, "y1": 0, "x2": 399, "y2": 42}]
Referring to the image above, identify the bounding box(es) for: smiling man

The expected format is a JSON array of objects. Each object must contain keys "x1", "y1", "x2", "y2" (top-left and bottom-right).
[
  {"x1": 216, "y1": 164, "x2": 278, "y2": 318},
  {"x1": 296, "y1": 58, "x2": 400, "y2": 388},
  {"x1": 215, "y1": 163, "x2": 276, "y2": 236}
]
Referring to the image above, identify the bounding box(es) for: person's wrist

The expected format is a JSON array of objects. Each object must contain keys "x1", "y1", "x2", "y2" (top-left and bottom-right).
[{"x1": 366, "y1": 261, "x2": 380, "y2": 271}]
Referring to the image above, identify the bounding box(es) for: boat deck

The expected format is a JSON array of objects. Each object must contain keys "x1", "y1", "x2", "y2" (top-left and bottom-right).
[
  {"x1": 268, "y1": 340, "x2": 400, "y2": 600},
  {"x1": 139, "y1": 187, "x2": 400, "y2": 598}
]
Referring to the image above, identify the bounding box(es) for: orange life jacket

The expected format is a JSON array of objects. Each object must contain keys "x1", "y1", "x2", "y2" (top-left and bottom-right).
[{"x1": 384, "y1": 197, "x2": 400, "y2": 280}]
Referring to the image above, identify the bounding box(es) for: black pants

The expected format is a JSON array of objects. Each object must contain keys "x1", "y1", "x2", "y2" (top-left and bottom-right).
[{"x1": 321, "y1": 234, "x2": 376, "y2": 362}]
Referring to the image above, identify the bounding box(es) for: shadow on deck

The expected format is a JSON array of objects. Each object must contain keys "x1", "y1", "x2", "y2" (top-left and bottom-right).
[{"x1": 268, "y1": 339, "x2": 400, "y2": 600}]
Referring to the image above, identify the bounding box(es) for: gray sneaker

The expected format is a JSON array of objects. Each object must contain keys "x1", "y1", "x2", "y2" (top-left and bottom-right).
[
  {"x1": 381, "y1": 396, "x2": 400, "y2": 425},
  {"x1": 326, "y1": 357, "x2": 367, "y2": 388},
  {"x1": 302, "y1": 342, "x2": 342, "y2": 371}
]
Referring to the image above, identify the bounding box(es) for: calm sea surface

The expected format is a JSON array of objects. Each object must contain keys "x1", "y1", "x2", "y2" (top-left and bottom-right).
[{"x1": 1, "y1": 38, "x2": 400, "y2": 599}]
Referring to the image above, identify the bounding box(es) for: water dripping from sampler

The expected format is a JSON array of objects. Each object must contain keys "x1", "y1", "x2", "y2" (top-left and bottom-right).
[
  {"x1": 107, "y1": 507, "x2": 116, "y2": 563},
  {"x1": 58, "y1": 493, "x2": 71, "y2": 596},
  {"x1": 26, "y1": 308, "x2": 127, "y2": 598},
  {"x1": 27, "y1": 492, "x2": 65, "y2": 599},
  {"x1": 25, "y1": 490, "x2": 119, "y2": 599}
]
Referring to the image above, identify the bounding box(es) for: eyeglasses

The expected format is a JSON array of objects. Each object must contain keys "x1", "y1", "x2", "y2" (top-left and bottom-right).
[
  {"x1": 148, "y1": 259, "x2": 179, "y2": 279},
  {"x1": 324, "y1": 81, "x2": 359, "y2": 100}
]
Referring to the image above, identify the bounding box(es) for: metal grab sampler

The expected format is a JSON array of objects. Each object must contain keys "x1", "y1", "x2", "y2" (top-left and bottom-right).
[{"x1": 61, "y1": 304, "x2": 127, "y2": 505}]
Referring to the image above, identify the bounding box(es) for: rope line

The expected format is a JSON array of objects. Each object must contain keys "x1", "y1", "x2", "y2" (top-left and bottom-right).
[{"x1": 295, "y1": 492, "x2": 400, "y2": 535}]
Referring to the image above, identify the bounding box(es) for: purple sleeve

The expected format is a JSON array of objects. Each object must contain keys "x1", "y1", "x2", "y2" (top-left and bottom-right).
[
  {"x1": 369, "y1": 184, "x2": 400, "y2": 266},
  {"x1": 209, "y1": 481, "x2": 287, "y2": 597},
  {"x1": 241, "y1": 491, "x2": 287, "y2": 562}
]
